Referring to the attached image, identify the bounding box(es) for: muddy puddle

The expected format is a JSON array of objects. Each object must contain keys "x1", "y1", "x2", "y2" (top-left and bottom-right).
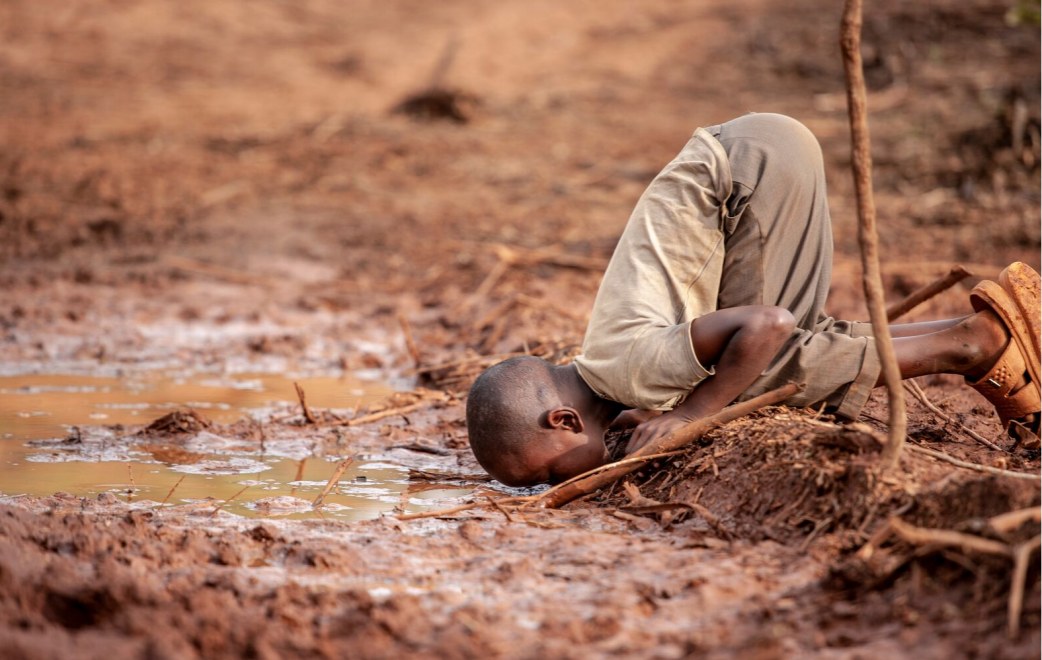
[
  {"x1": 0, "y1": 371, "x2": 473, "y2": 520},
  {"x1": 0, "y1": 372, "x2": 391, "y2": 440}
]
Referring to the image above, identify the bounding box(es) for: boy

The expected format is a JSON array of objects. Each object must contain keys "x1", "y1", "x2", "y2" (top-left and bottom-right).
[{"x1": 466, "y1": 113, "x2": 1040, "y2": 487}]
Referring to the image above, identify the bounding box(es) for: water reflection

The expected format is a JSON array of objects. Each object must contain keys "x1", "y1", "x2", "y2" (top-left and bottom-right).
[
  {"x1": 0, "y1": 372, "x2": 474, "y2": 519},
  {"x1": 0, "y1": 372, "x2": 390, "y2": 440}
]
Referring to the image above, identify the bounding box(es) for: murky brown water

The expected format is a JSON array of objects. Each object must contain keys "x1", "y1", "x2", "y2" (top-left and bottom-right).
[
  {"x1": 0, "y1": 372, "x2": 471, "y2": 519},
  {"x1": 0, "y1": 372, "x2": 389, "y2": 440}
]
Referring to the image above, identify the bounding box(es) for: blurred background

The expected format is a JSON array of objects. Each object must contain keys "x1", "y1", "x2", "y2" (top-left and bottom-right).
[{"x1": 0, "y1": 0, "x2": 1038, "y2": 360}]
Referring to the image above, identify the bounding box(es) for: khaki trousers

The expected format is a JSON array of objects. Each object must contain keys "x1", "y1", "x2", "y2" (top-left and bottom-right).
[{"x1": 705, "y1": 113, "x2": 880, "y2": 418}]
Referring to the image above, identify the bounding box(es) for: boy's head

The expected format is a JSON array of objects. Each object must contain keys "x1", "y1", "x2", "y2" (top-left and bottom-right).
[{"x1": 466, "y1": 356, "x2": 608, "y2": 487}]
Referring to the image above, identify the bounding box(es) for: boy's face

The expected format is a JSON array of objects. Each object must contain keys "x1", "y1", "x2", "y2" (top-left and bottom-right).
[{"x1": 523, "y1": 428, "x2": 609, "y2": 484}]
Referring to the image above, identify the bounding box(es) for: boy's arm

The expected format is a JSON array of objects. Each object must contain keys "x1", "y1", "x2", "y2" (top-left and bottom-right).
[{"x1": 625, "y1": 306, "x2": 796, "y2": 454}]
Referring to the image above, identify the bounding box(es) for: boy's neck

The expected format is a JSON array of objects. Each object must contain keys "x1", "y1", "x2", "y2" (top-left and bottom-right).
[{"x1": 552, "y1": 363, "x2": 626, "y2": 426}]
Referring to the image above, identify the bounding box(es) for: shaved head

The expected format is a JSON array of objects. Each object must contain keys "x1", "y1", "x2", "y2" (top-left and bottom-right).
[{"x1": 465, "y1": 356, "x2": 559, "y2": 485}]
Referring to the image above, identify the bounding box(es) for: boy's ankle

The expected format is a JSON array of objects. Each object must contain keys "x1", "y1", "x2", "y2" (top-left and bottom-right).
[{"x1": 964, "y1": 310, "x2": 1011, "y2": 380}]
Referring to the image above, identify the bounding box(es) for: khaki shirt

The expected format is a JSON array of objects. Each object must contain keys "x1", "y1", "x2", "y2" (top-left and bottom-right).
[{"x1": 573, "y1": 128, "x2": 732, "y2": 410}]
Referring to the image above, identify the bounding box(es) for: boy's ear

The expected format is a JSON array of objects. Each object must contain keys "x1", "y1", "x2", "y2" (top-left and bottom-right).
[{"x1": 546, "y1": 406, "x2": 584, "y2": 433}]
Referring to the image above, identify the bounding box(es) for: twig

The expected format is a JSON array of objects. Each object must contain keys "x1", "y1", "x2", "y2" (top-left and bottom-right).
[
  {"x1": 159, "y1": 475, "x2": 186, "y2": 506},
  {"x1": 841, "y1": 0, "x2": 907, "y2": 470},
  {"x1": 398, "y1": 314, "x2": 422, "y2": 368},
  {"x1": 862, "y1": 516, "x2": 1040, "y2": 637},
  {"x1": 485, "y1": 496, "x2": 516, "y2": 523},
  {"x1": 294, "y1": 382, "x2": 318, "y2": 424},
  {"x1": 396, "y1": 501, "x2": 483, "y2": 520},
  {"x1": 312, "y1": 458, "x2": 354, "y2": 508},
  {"x1": 889, "y1": 517, "x2": 1011, "y2": 557},
  {"x1": 904, "y1": 380, "x2": 1003, "y2": 451},
  {"x1": 906, "y1": 443, "x2": 1040, "y2": 481},
  {"x1": 799, "y1": 517, "x2": 834, "y2": 552},
  {"x1": 211, "y1": 485, "x2": 250, "y2": 516},
  {"x1": 857, "y1": 517, "x2": 899, "y2": 560},
  {"x1": 395, "y1": 495, "x2": 537, "y2": 521},
  {"x1": 989, "y1": 507, "x2": 1042, "y2": 534},
  {"x1": 290, "y1": 458, "x2": 307, "y2": 496},
  {"x1": 1009, "y1": 534, "x2": 1041, "y2": 638},
  {"x1": 887, "y1": 265, "x2": 972, "y2": 321},
  {"x1": 333, "y1": 400, "x2": 436, "y2": 427},
  {"x1": 534, "y1": 383, "x2": 802, "y2": 509},
  {"x1": 523, "y1": 451, "x2": 686, "y2": 509}
]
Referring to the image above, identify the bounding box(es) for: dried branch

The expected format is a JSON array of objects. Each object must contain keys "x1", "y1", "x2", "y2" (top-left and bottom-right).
[
  {"x1": 397, "y1": 501, "x2": 484, "y2": 520},
  {"x1": 294, "y1": 381, "x2": 318, "y2": 424},
  {"x1": 989, "y1": 507, "x2": 1042, "y2": 535},
  {"x1": 1009, "y1": 534, "x2": 1042, "y2": 638},
  {"x1": 904, "y1": 380, "x2": 1003, "y2": 451},
  {"x1": 158, "y1": 475, "x2": 186, "y2": 507},
  {"x1": 333, "y1": 399, "x2": 438, "y2": 427},
  {"x1": 886, "y1": 265, "x2": 972, "y2": 321},
  {"x1": 534, "y1": 383, "x2": 802, "y2": 509},
  {"x1": 906, "y1": 443, "x2": 1040, "y2": 481},
  {"x1": 523, "y1": 450, "x2": 686, "y2": 509},
  {"x1": 889, "y1": 517, "x2": 1011, "y2": 556},
  {"x1": 841, "y1": 0, "x2": 907, "y2": 469},
  {"x1": 312, "y1": 458, "x2": 354, "y2": 508},
  {"x1": 211, "y1": 485, "x2": 250, "y2": 516},
  {"x1": 860, "y1": 515, "x2": 1040, "y2": 637},
  {"x1": 485, "y1": 496, "x2": 517, "y2": 523}
]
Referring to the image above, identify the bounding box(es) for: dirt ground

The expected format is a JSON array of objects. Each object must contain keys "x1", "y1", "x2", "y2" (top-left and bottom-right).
[{"x1": 1, "y1": 0, "x2": 1040, "y2": 657}]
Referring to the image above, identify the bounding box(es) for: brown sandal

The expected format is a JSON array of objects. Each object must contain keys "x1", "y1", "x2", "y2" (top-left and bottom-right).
[
  {"x1": 968, "y1": 263, "x2": 1041, "y2": 442},
  {"x1": 999, "y1": 262, "x2": 1041, "y2": 380}
]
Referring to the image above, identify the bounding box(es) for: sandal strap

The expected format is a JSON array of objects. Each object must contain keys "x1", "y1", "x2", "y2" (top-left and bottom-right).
[{"x1": 968, "y1": 340, "x2": 1040, "y2": 427}]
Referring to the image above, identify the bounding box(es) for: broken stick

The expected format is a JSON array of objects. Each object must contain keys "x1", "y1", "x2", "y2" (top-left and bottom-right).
[
  {"x1": 312, "y1": 457, "x2": 355, "y2": 508},
  {"x1": 886, "y1": 265, "x2": 972, "y2": 321},
  {"x1": 888, "y1": 517, "x2": 1011, "y2": 556},
  {"x1": 211, "y1": 485, "x2": 251, "y2": 516},
  {"x1": 158, "y1": 475, "x2": 187, "y2": 507},
  {"x1": 989, "y1": 507, "x2": 1042, "y2": 535},
  {"x1": 906, "y1": 443, "x2": 1040, "y2": 482},
  {"x1": 534, "y1": 382, "x2": 802, "y2": 509},
  {"x1": 1009, "y1": 534, "x2": 1041, "y2": 638},
  {"x1": 397, "y1": 501, "x2": 483, "y2": 521},
  {"x1": 903, "y1": 379, "x2": 1003, "y2": 451},
  {"x1": 333, "y1": 399, "x2": 440, "y2": 427},
  {"x1": 294, "y1": 381, "x2": 318, "y2": 424}
]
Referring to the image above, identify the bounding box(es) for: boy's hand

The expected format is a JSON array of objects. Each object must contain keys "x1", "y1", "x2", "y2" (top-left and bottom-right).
[
  {"x1": 625, "y1": 305, "x2": 797, "y2": 456},
  {"x1": 609, "y1": 408, "x2": 661, "y2": 431},
  {"x1": 625, "y1": 412, "x2": 695, "y2": 454}
]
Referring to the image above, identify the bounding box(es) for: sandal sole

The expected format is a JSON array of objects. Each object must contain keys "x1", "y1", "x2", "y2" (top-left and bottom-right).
[{"x1": 999, "y1": 262, "x2": 1041, "y2": 374}]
